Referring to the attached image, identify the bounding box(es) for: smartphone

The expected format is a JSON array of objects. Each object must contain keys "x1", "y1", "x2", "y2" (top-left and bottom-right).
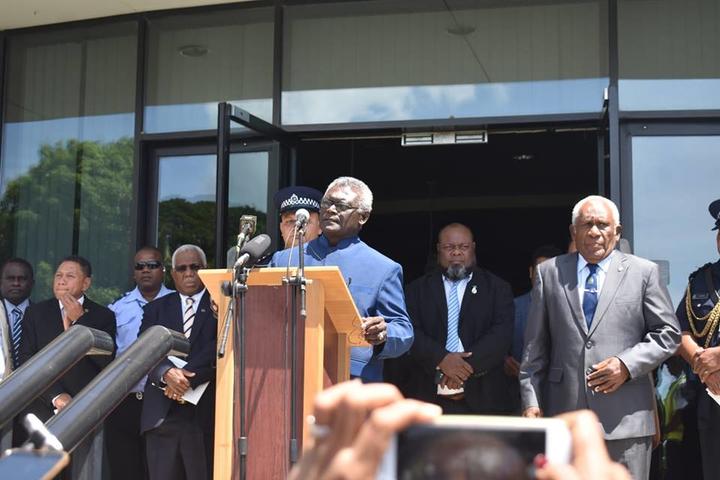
[
  {"x1": 378, "y1": 415, "x2": 572, "y2": 480},
  {"x1": 0, "y1": 449, "x2": 69, "y2": 480}
]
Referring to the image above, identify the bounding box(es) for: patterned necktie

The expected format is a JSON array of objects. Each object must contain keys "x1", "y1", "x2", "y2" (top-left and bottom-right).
[
  {"x1": 183, "y1": 297, "x2": 195, "y2": 338},
  {"x1": 11, "y1": 307, "x2": 22, "y2": 369},
  {"x1": 582, "y1": 264, "x2": 599, "y2": 328},
  {"x1": 445, "y1": 281, "x2": 462, "y2": 352}
]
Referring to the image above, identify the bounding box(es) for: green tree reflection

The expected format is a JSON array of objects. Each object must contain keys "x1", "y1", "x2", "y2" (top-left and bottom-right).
[
  {"x1": 1, "y1": 137, "x2": 268, "y2": 302},
  {"x1": 0, "y1": 138, "x2": 134, "y2": 305}
]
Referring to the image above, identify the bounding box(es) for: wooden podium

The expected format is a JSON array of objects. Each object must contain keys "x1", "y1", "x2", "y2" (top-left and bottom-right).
[{"x1": 198, "y1": 267, "x2": 366, "y2": 479}]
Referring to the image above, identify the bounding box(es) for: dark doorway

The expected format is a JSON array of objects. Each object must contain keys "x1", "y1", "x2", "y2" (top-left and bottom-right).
[{"x1": 296, "y1": 130, "x2": 598, "y2": 295}]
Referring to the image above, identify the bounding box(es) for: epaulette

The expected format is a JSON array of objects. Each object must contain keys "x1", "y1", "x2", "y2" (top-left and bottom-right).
[
  {"x1": 109, "y1": 291, "x2": 131, "y2": 306},
  {"x1": 689, "y1": 263, "x2": 714, "y2": 282}
]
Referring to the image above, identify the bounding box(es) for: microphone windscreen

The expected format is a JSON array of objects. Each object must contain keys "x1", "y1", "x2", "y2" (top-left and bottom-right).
[
  {"x1": 239, "y1": 234, "x2": 272, "y2": 262},
  {"x1": 295, "y1": 208, "x2": 310, "y2": 224}
]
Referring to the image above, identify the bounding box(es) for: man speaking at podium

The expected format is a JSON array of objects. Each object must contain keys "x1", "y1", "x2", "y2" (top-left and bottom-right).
[{"x1": 271, "y1": 177, "x2": 413, "y2": 382}]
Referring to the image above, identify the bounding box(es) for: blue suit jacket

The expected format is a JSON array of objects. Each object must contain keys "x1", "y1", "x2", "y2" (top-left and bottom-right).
[
  {"x1": 139, "y1": 290, "x2": 217, "y2": 434},
  {"x1": 271, "y1": 235, "x2": 414, "y2": 381}
]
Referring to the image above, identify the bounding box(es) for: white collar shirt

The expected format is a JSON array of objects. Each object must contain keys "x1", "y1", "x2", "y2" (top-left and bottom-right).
[{"x1": 577, "y1": 251, "x2": 614, "y2": 304}]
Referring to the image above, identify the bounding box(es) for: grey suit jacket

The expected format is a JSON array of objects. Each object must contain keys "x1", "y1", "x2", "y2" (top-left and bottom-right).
[{"x1": 519, "y1": 252, "x2": 680, "y2": 440}]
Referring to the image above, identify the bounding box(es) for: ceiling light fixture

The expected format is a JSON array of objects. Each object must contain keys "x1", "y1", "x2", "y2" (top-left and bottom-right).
[
  {"x1": 178, "y1": 44, "x2": 209, "y2": 58},
  {"x1": 446, "y1": 24, "x2": 476, "y2": 36}
]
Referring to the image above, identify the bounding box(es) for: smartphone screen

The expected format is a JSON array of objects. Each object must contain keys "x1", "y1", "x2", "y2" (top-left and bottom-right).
[
  {"x1": 0, "y1": 449, "x2": 69, "y2": 480},
  {"x1": 397, "y1": 425, "x2": 541, "y2": 479},
  {"x1": 378, "y1": 416, "x2": 571, "y2": 480}
]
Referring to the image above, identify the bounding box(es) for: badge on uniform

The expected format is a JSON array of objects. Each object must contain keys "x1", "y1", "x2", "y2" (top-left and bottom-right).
[{"x1": 471, "y1": 285, "x2": 477, "y2": 294}]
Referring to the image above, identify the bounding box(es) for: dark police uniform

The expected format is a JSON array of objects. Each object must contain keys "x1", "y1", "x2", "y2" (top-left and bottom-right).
[{"x1": 677, "y1": 198, "x2": 720, "y2": 480}]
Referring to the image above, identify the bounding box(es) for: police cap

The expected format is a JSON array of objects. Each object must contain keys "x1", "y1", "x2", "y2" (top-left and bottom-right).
[
  {"x1": 274, "y1": 186, "x2": 323, "y2": 214},
  {"x1": 710, "y1": 198, "x2": 720, "y2": 231}
]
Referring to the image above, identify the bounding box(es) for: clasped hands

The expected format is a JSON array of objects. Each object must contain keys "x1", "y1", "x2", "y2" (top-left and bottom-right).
[
  {"x1": 438, "y1": 352, "x2": 473, "y2": 390},
  {"x1": 692, "y1": 347, "x2": 720, "y2": 394},
  {"x1": 361, "y1": 316, "x2": 387, "y2": 346},
  {"x1": 162, "y1": 367, "x2": 196, "y2": 402}
]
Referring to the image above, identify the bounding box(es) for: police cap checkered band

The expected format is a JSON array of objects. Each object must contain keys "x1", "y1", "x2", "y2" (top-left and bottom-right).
[{"x1": 274, "y1": 186, "x2": 323, "y2": 214}]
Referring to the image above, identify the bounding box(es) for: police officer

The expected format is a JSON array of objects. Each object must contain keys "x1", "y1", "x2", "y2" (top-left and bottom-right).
[
  {"x1": 105, "y1": 246, "x2": 174, "y2": 480},
  {"x1": 274, "y1": 186, "x2": 323, "y2": 249},
  {"x1": 678, "y1": 198, "x2": 720, "y2": 480}
]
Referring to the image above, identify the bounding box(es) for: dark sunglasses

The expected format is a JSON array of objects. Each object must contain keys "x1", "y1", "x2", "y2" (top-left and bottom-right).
[
  {"x1": 174, "y1": 263, "x2": 203, "y2": 273},
  {"x1": 134, "y1": 261, "x2": 163, "y2": 271}
]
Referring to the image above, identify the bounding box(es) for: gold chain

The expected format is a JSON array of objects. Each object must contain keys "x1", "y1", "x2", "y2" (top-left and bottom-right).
[{"x1": 686, "y1": 283, "x2": 720, "y2": 348}]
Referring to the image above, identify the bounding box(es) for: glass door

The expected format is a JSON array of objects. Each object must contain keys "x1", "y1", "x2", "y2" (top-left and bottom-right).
[
  {"x1": 622, "y1": 125, "x2": 720, "y2": 305},
  {"x1": 149, "y1": 145, "x2": 273, "y2": 268}
]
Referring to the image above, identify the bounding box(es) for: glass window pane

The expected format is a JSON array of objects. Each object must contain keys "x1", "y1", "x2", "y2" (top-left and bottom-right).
[
  {"x1": 145, "y1": 8, "x2": 274, "y2": 133},
  {"x1": 631, "y1": 136, "x2": 720, "y2": 305},
  {"x1": 157, "y1": 151, "x2": 270, "y2": 270},
  {"x1": 619, "y1": 0, "x2": 720, "y2": 111},
  {"x1": 0, "y1": 23, "x2": 137, "y2": 304},
  {"x1": 226, "y1": 152, "x2": 269, "y2": 252},
  {"x1": 157, "y1": 155, "x2": 217, "y2": 267},
  {"x1": 283, "y1": 0, "x2": 608, "y2": 125}
]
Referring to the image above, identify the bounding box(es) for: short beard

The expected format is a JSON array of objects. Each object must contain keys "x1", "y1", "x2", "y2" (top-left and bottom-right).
[{"x1": 444, "y1": 264, "x2": 470, "y2": 281}]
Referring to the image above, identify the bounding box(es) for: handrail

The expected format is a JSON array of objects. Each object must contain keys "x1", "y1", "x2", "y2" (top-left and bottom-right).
[
  {"x1": 44, "y1": 326, "x2": 190, "y2": 452},
  {"x1": 0, "y1": 326, "x2": 114, "y2": 429}
]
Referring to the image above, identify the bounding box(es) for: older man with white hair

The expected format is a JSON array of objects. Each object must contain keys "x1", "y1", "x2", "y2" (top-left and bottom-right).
[
  {"x1": 139, "y1": 244, "x2": 217, "y2": 480},
  {"x1": 271, "y1": 177, "x2": 414, "y2": 382},
  {"x1": 520, "y1": 195, "x2": 680, "y2": 479}
]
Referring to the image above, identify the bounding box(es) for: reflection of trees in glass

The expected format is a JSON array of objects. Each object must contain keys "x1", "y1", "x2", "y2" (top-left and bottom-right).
[
  {"x1": 0, "y1": 138, "x2": 134, "y2": 305},
  {"x1": 158, "y1": 199, "x2": 266, "y2": 288}
]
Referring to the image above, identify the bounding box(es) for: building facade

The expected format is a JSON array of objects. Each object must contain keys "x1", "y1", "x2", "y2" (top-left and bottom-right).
[{"x1": 1, "y1": 0, "x2": 719, "y2": 304}]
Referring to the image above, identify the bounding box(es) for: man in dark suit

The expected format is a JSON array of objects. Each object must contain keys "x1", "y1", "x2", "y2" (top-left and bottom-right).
[
  {"x1": 402, "y1": 223, "x2": 515, "y2": 414},
  {"x1": 1, "y1": 257, "x2": 34, "y2": 374},
  {"x1": 140, "y1": 244, "x2": 217, "y2": 480},
  {"x1": 18, "y1": 255, "x2": 116, "y2": 478},
  {"x1": 19, "y1": 255, "x2": 116, "y2": 420}
]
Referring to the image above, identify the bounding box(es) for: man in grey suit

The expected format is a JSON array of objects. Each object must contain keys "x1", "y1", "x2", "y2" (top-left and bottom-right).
[{"x1": 520, "y1": 195, "x2": 680, "y2": 479}]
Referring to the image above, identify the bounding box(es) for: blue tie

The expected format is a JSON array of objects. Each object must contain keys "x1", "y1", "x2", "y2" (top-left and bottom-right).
[
  {"x1": 583, "y1": 264, "x2": 599, "y2": 328},
  {"x1": 11, "y1": 307, "x2": 22, "y2": 368},
  {"x1": 446, "y1": 281, "x2": 461, "y2": 352}
]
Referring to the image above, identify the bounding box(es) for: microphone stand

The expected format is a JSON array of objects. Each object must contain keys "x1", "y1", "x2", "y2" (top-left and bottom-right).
[
  {"x1": 283, "y1": 224, "x2": 307, "y2": 465},
  {"x1": 234, "y1": 265, "x2": 250, "y2": 480},
  {"x1": 219, "y1": 259, "x2": 251, "y2": 479}
]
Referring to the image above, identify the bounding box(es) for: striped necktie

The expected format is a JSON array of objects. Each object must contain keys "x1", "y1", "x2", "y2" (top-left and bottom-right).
[
  {"x1": 183, "y1": 297, "x2": 195, "y2": 338},
  {"x1": 582, "y1": 264, "x2": 599, "y2": 328},
  {"x1": 11, "y1": 307, "x2": 22, "y2": 368},
  {"x1": 445, "y1": 281, "x2": 462, "y2": 352}
]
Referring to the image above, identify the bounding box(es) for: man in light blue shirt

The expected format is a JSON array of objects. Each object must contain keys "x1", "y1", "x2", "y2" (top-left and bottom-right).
[
  {"x1": 106, "y1": 246, "x2": 173, "y2": 480},
  {"x1": 271, "y1": 177, "x2": 413, "y2": 381}
]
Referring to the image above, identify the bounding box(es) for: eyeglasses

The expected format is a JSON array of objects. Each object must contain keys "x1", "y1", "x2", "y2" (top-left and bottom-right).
[
  {"x1": 320, "y1": 199, "x2": 358, "y2": 213},
  {"x1": 439, "y1": 244, "x2": 472, "y2": 253},
  {"x1": 174, "y1": 264, "x2": 203, "y2": 272},
  {"x1": 134, "y1": 261, "x2": 163, "y2": 271}
]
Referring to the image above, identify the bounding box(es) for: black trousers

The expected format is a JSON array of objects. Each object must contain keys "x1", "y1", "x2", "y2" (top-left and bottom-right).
[
  {"x1": 435, "y1": 395, "x2": 474, "y2": 414},
  {"x1": 105, "y1": 393, "x2": 147, "y2": 480},
  {"x1": 144, "y1": 404, "x2": 211, "y2": 480},
  {"x1": 698, "y1": 390, "x2": 720, "y2": 480}
]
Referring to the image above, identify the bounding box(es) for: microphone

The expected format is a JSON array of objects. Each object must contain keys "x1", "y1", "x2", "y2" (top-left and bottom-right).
[
  {"x1": 237, "y1": 215, "x2": 257, "y2": 249},
  {"x1": 234, "y1": 234, "x2": 272, "y2": 270},
  {"x1": 295, "y1": 208, "x2": 310, "y2": 229}
]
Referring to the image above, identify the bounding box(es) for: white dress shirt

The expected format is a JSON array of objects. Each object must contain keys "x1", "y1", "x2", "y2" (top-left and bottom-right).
[{"x1": 577, "y1": 251, "x2": 615, "y2": 304}]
